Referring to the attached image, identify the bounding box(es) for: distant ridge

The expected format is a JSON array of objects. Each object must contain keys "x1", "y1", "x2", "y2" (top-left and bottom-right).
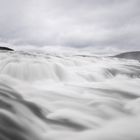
[
  {"x1": 0, "y1": 46, "x2": 14, "y2": 51},
  {"x1": 114, "y1": 51, "x2": 140, "y2": 61}
]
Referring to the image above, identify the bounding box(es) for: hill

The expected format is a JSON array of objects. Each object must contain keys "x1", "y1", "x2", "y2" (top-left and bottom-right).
[
  {"x1": 0, "y1": 46, "x2": 14, "y2": 51},
  {"x1": 114, "y1": 51, "x2": 140, "y2": 61}
]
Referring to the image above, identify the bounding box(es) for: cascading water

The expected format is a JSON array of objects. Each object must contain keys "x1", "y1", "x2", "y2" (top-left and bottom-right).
[{"x1": 0, "y1": 50, "x2": 140, "y2": 140}]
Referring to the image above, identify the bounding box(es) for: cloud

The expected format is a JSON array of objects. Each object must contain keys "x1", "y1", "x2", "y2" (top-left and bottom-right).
[{"x1": 0, "y1": 0, "x2": 139, "y2": 50}]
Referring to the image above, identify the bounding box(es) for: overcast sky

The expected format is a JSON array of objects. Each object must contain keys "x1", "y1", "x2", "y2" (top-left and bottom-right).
[{"x1": 0, "y1": 0, "x2": 139, "y2": 50}]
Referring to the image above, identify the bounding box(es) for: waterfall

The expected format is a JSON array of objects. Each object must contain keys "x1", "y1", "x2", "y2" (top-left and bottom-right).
[{"x1": 0, "y1": 50, "x2": 140, "y2": 140}]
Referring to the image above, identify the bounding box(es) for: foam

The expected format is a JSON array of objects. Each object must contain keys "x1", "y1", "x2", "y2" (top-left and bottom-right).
[{"x1": 0, "y1": 50, "x2": 140, "y2": 139}]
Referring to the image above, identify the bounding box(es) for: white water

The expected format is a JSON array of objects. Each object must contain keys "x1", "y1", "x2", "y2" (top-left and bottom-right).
[{"x1": 0, "y1": 50, "x2": 140, "y2": 140}]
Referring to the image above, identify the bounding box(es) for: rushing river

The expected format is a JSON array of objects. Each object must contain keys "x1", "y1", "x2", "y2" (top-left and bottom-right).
[{"x1": 0, "y1": 50, "x2": 140, "y2": 140}]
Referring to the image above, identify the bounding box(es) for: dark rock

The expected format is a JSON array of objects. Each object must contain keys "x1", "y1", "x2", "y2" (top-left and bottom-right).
[{"x1": 0, "y1": 46, "x2": 14, "y2": 51}]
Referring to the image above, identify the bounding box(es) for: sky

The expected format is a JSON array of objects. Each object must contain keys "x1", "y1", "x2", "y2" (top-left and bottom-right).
[{"x1": 0, "y1": 0, "x2": 139, "y2": 50}]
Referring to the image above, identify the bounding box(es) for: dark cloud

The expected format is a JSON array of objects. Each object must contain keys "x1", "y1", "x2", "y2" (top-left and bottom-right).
[{"x1": 0, "y1": 0, "x2": 139, "y2": 50}]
